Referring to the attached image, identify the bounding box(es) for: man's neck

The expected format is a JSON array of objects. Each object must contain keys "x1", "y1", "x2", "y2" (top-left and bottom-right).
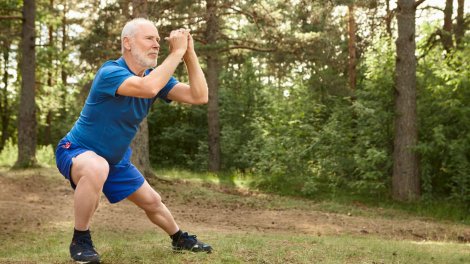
[{"x1": 122, "y1": 53, "x2": 146, "y2": 76}]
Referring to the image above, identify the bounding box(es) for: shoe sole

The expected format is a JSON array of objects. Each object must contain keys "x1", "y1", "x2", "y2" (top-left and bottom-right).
[
  {"x1": 71, "y1": 258, "x2": 100, "y2": 264},
  {"x1": 172, "y1": 247, "x2": 212, "y2": 254}
]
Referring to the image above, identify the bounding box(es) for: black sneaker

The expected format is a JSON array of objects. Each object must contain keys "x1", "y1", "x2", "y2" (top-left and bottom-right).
[
  {"x1": 172, "y1": 232, "x2": 213, "y2": 253},
  {"x1": 70, "y1": 234, "x2": 100, "y2": 264}
]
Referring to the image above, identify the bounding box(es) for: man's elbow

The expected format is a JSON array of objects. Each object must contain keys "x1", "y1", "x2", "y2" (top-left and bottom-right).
[
  {"x1": 134, "y1": 79, "x2": 159, "y2": 98},
  {"x1": 200, "y1": 95, "x2": 209, "y2": 104},
  {"x1": 150, "y1": 88, "x2": 163, "y2": 98},
  {"x1": 193, "y1": 95, "x2": 208, "y2": 105}
]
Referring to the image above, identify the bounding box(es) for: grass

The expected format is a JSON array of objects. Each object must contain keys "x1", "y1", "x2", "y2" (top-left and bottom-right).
[
  {"x1": 0, "y1": 155, "x2": 468, "y2": 263},
  {"x1": 1, "y1": 229, "x2": 469, "y2": 264},
  {"x1": 155, "y1": 168, "x2": 470, "y2": 225},
  {"x1": 0, "y1": 167, "x2": 469, "y2": 263},
  {"x1": 1, "y1": 142, "x2": 467, "y2": 225}
]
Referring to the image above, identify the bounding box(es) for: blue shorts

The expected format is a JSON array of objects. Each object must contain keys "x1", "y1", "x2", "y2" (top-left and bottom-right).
[{"x1": 55, "y1": 136, "x2": 145, "y2": 203}]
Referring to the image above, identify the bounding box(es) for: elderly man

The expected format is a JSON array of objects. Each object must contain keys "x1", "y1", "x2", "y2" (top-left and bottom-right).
[{"x1": 55, "y1": 18, "x2": 212, "y2": 264}]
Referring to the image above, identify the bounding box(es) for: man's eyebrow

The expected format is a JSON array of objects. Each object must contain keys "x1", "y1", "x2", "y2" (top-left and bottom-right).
[{"x1": 145, "y1": 35, "x2": 160, "y2": 40}]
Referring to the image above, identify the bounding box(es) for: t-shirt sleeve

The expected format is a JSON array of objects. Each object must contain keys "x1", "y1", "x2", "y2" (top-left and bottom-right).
[
  {"x1": 155, "y1": 76, "x2": 179, "y2": 103},
  {"x1": 95, "y1": 64, "x2": 134, "y2": 98}
]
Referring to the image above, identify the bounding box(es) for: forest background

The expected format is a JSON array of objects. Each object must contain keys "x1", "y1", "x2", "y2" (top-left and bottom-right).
[{"x1": 0, "y1": 0, "x2": 469, "y2": 212}]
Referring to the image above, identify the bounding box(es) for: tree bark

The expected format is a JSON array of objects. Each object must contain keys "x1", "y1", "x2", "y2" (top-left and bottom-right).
[
  {"x1": 455, "y1": 0, "x2": 465, "y2": 46},
  {"x1": 132, "y1": 0, "x2": 147, "y2": 18},
  {"x1": 129, "y1": 0, "x2": 155, "y2": 177},
  {"x1": 393, "y1": 0, "x2": 420, "y2": 201},
  {"x1": 385, "y1": 0, "x2": 393, "y2": 38},
  {"x1": 45, "y1": 0, "x2": 54, "y2": 146},
  {"x1": 441, "y1": 0, "x2": 453, "y2": 52},
  {"x1": 0, "y1": 41, "x2": 11, "y2": 151},
  {"x1": 60, "y1": 0, "x2": 67, "y2": 118},
  {"x1": 206, "y1": 0, "x2": 221, "y2": 172},
  {"x1": 347, "y1": 4, "x2": 357, "y2": 91},
  {"x1": 15, "y1": 0, "x2": 37, "y2": 167},
  {"x1": 119, "y1": 0, "x2": 131, "y2": 19},
  {"x1": 131, "y1": 118, "x2": 154, "y2": 177}
]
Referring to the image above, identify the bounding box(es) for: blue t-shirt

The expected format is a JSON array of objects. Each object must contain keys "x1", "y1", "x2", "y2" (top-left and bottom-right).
[{"x1": 67, "y1": 57, "x2": 178, "y2": 164}]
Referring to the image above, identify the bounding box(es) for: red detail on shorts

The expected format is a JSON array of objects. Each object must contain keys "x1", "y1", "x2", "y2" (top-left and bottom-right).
[{"x1": 63, "y1": 142, "x2": 71, "y2": 149}]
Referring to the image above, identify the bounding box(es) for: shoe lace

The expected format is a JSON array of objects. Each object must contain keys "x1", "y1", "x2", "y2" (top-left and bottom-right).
[
  {"x1": 75, "y1": 235, "x2": 95, "y2": 250},
  {"x1": 180, "y1": 232, "x2": 198, "y2": 244}
]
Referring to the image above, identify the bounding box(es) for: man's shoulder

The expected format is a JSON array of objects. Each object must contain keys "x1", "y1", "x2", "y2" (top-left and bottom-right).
[
  {"x1": 99, "y1": 58, "x2": 125, "y2": 71},
  {"x1": 97, "y1": 58, "x2": 131, "y2": 78}
]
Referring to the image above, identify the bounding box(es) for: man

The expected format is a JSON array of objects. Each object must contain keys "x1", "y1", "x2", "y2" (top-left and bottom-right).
[{"x1": 55, "y1": 18, "x2": 212, "y2": 264}]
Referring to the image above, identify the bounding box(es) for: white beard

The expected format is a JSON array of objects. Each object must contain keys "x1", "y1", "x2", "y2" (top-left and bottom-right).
[{"x1": 130, "y1": 45, "x2": 158, "y2": 69}]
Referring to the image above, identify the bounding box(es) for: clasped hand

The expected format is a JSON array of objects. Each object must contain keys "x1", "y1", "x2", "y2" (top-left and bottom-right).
[{"x1": 165, "y1": 28, "x2": 194, "y2": 56}]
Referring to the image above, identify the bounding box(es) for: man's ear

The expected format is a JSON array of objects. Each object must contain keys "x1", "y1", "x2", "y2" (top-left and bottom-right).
[{"x1": 123, "y1": 37, "x2": 132, "y2": 51}]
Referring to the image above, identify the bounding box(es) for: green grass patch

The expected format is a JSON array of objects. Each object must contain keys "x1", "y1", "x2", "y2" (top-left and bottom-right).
[
  {"x1": 1, "y1": 229, "x2": 469, "y2": 264},
  {"x1": 155, "y1": 168, "x2": 249, "y2": 188},
  {"x1": 1, "y1": 168, "x2": 468, "y2": 263},
  {"x1": 154, "y1": 168, "x2": 470, "y2": 225},
  {"x1": 311, "y1": 190, "x2": 470, "y2": 225}
]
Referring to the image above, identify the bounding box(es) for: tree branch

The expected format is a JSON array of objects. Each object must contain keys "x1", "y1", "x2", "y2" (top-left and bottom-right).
[
  {"x1": 417, "y1": 5, "x2": 444, "y2": 12},
  {"x1": 228, "y1": 6, "x2": 257, "y2": 23},
  {"x1": 0, "y1": 16, "x2": 22, "y2": 20},
  {"x1": 415, "y1": 0, "x2": 427, "y2": 8},
  {"x1": 220, "y1": 45, "x2": 276, "y2": 53},
  {"x1": 418, "y1": 30, "x2": 439, "y2": 60}
]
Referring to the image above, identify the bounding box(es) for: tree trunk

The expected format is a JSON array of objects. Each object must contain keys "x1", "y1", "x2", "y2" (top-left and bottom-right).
[
  {"x1": 347, "y1": 4, "x2": 357, "y2": 91},
  {"x1": 0, "y1": 41, "x2": 11, "y2": 152},
  {"x1": 45, "y1": 0, "x2": 54, "y2": 146},
  {"x1": 129, "y1": 0, "x2": 155, "y2": 177},
  {"x1": 206, "y1": 0, "x2": 221, "y2": 172},
  {"x1": 132, "y1": 0, "x2": 147, "y2": 18},
  {"x1": 393, "y1": 0, "x2": 420, "y2": 201},
  {"x1": 119, "y1": 0, "x2": 131, "y2": 19},
  {"x1": 60, "y1": 0, "x2": 67, "y2": 118},
  {"x1": 385, "y1": 0, "x2": 393, "y2": 38},
  {"x1": 131, "y1": 118, "x2": 154, "y2": 177},
  {"x1": 15, "y1": 0, "x2": 37, "y2": 168},
  {"x1": 442, "y1": 0, "x2": 453, "y2": 52},
  {"x1": 455, "y1": 0, "x2": 465, "y2": 46}
]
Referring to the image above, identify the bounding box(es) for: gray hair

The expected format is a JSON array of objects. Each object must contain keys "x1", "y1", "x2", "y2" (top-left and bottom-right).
[{"x1": 121, "y1": 18, "x2": 154, "y2": 53}]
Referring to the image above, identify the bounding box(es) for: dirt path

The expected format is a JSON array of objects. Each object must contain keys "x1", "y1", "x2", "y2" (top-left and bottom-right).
[{"x1": 1, "y1": 168, "x2": 469, "y2": 243}]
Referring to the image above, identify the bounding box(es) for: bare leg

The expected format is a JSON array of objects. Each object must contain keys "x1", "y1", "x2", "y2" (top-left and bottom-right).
[
  {"x1": 70, "y1": 151, "x2": 109, "y2": 231},
  {"x1": 127, "y1": 181, "x2": 179, "y2": 235}
]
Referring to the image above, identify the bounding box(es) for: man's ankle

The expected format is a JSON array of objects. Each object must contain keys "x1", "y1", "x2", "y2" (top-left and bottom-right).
[
  {"x1": 73, "y1": 228, "x2": 91, "y2": 239},
  {"x1": 170, "y1": 230, "x2": 182, "y2": 242}
]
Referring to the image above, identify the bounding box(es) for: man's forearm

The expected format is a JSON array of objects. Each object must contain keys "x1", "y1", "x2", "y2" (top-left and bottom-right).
[
  {"x1": 143, "y1": 51, "x2": 185, "y2": 95},
  {"x1": 184, "y1": 51, "x2": 209, "y2": 103}
]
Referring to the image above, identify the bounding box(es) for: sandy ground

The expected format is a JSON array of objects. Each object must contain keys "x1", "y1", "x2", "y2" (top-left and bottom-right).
[{"x1": 0, "y1": 168, "x2": 469, "y2": 243}]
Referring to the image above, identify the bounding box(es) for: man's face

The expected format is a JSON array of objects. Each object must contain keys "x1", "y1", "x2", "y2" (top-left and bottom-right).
[{"x1": 129, "y1": 23, "x2": 160, "y2": 69}]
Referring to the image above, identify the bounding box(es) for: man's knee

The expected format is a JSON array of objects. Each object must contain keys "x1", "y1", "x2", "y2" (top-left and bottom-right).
[
  {"x1": 143, "y1": 192, "x2": 164, "y2": 213},
  {"x1": 72, "y1": 152, "x2": 109, "y2": 188}
]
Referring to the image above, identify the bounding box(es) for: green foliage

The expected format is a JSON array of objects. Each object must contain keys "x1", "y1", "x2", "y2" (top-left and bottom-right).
[
  {"x1": 96, "y1": 1, "x2": 469, "y2": 208},
  {"x1": 0, "y1": 139, "x2": 16, "y2": 167},
  {"x1": 0, "y1": 0, "x2": 22, "y2": 151},
  {"x1": 239, "y1": 34, "x2": 394, "y2": 197},
  {"x1": 245, "y1": 77, "x2": 327, "y2": 194},
  {"x1": 416, "y1": 38, "x2": 470, "y2": 205},
  {"x1": 219, "y1": 59, "x2": 265, "y2": 171},
  {"x1": 0, "y1": 140, "x2": 55, "y2": 167},
  {"x1": 78, "y1": 3, "x2": 124, "y2": 69},
  {"x1": 2, "y1": 0, "x2": 468, "y2": 205},
  {"x1": 148, "y1": 102, "x2": 208, "y2": 171},
  {"x1": 347, "y1": 36, "x2": 395, "y2": 193}
]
